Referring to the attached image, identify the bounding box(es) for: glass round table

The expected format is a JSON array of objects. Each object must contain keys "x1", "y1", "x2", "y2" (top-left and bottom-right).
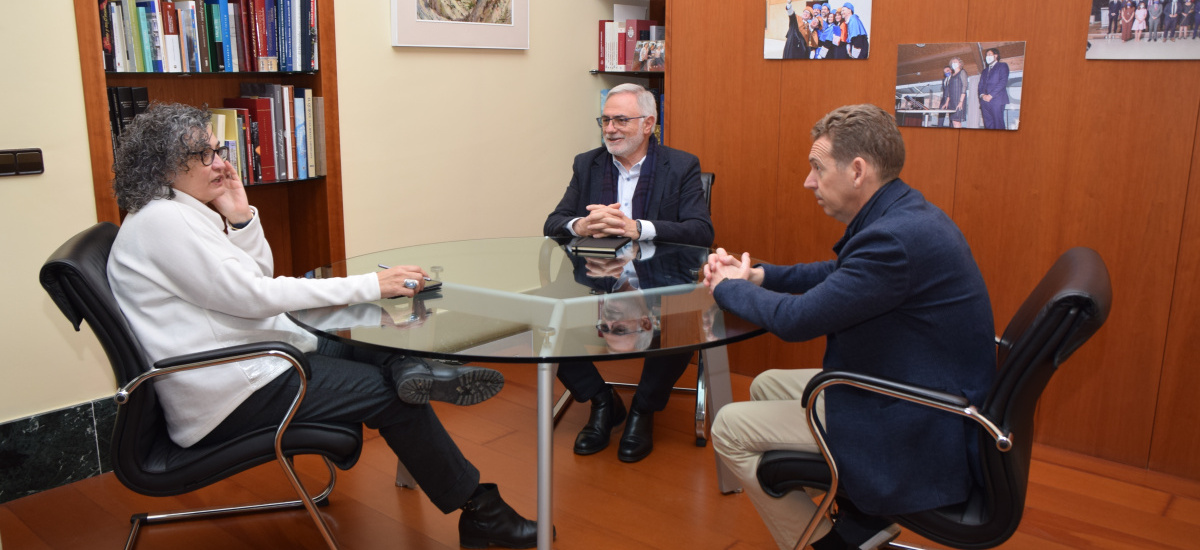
[{"x1": 287, "y1": 236, "x2": 765, "y2": 548}]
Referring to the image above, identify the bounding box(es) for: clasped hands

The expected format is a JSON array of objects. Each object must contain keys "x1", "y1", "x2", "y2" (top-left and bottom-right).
[
  {"x1": 573, "y1": 203, "x2": 640, "y2": 239},
  {"x1": 702, "y1": 247, "x2": 764, "y2": 293}
]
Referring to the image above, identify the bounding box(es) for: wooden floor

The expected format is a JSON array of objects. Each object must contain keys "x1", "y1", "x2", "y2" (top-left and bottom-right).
[{"x1": 3, "y1": 362, "x2": 1199, "y2": 549}]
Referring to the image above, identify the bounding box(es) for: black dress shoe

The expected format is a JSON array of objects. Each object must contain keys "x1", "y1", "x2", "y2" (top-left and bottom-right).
[
  {"x1": 573, "y1": 386, "x2": 626, "y2": 455},
  {"x1": 617, "y1": 408, "x2": 654, "y2": 462},
  {"x1": 391, "y1": 356, "x2": 504, "y2": 406},
  {"x1": 459, "y1": 483, "x2": 545, "y2": 549}
]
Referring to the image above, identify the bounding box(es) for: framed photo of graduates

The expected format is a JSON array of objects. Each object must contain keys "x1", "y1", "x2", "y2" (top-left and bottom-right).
[
  {"x1": 895, "y1": 41, "x2": 1026, "y2": 132},
  {"x1": 392, "y1": 0, "x2": 530, "y2": 49},
  {"x1": 763, "y1": 1, "x2": 872, "y2": 60},
  {"x1": 1086, "y1": 0, "x2": 1200, "y2": 60}
]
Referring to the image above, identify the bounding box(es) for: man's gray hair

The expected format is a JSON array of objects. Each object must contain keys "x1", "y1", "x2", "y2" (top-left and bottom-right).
[{"x1": 607, "y1": 83, "x2": 658, "y2": 120}]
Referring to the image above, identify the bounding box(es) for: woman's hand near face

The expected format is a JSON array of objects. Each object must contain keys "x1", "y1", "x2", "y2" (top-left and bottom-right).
[{"x1": 211, "y1": 162, "x2": 253, "y2": 225}]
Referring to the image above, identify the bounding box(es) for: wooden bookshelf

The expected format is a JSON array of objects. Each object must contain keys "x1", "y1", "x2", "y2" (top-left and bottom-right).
[{"x1": 71, "y1": 0, "x2": 345, "y2": 277}]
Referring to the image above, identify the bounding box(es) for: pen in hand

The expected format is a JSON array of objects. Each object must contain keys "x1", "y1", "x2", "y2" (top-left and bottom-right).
[{"x1": 378, "y1": 264, "x2": 433, "y2": 280}]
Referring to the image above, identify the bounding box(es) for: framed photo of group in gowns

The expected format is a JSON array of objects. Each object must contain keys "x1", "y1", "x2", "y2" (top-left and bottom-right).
[{"x1": 764, "y1": 0, "x2": 872, "y2": 60}]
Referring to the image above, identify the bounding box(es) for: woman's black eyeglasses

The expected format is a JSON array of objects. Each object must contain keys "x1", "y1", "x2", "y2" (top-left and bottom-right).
[{"x1": 188, "y1": 146, "x2": 231, "y2": 166}]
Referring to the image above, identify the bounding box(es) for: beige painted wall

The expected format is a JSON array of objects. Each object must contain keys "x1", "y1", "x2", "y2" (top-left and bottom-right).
[
  {"x1": 0, "y1": 0, "x2": 113, "y2": 423},
  {"x1": 0, "y1": 0, "x2": 646, "y2": 423}
]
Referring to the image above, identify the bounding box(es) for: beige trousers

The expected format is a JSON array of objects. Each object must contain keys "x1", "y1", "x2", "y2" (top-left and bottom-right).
[{"x1": 712, "y1": 368, "x2": 831, "y2": 550}]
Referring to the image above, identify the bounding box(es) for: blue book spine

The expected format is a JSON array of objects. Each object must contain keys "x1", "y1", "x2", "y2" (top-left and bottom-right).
[
  {"x1": 280, "y1": 0, "x2": 291, "y2": 71},
  {"x1": 264, "y1": 0, "x2": 277, "y2": 69},
  {"x1": 293, "y1": 97, "x2": 307, "y2": 179},
  {"x1": 218, "y1": 0, "x2": 233, "y2": 71}
]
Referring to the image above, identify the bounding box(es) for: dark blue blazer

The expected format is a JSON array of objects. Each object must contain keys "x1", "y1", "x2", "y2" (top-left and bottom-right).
[
  {"x1": 979, "y1": 61, "x2": 1010, "y2": 105},
  {"x1": 714, "y1": 179, "x2": 996, "y2": 515},
  {"x1": 543, "y1": 145, "x2": 715, "y2": 247}
]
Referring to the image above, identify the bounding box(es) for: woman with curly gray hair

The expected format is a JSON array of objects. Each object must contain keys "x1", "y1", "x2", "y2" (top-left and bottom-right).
[{"x1": 106, "y1": 102, "x2": 542, "y2": 548}]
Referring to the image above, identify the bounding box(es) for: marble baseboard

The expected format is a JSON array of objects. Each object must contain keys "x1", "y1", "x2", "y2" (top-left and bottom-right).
[{"x1": 0, "y1": 397, "x2": 116, "y2": 504}]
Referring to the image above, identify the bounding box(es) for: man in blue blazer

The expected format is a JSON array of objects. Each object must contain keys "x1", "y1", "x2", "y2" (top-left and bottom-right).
[
  {"x1": 703, "y1": 104, "x2": 994, "y2": 550},
  {"x1": 543, "y1": 83, "x2": 714, "y2": 463},
  {"x1": 978, "y1": 47, "x2": 1010, "y2": 130}
]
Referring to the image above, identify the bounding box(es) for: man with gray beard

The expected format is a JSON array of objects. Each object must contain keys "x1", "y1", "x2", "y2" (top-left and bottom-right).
[{"x1": 543, "y1": 83, "x2": 714, "y2": 463}]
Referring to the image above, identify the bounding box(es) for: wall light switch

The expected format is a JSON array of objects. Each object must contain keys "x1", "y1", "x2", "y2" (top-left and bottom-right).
[
  {"x1": 15, "y1": 149, "x2": 44, "y2": 175},
  {"x1": 0, "y1": 149, "x2": 43, "y2": 177},
  {"x1": 0, "y1": 152, "x2": 15, "y2": 176}
]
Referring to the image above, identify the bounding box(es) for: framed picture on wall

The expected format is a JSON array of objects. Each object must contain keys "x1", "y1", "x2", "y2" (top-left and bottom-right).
[
  {"x1": 764, "y1": 0, "x2": 872, "y2": 60},
  {"x1": 1086, "y1": 0, "x2": 1200, "y2": 60},
  {"x1": 895, "y1": 42, "x2": 1026, "y2": 131},
  {"x1": 392, "y1": 0, "x2": 529, "y2": 49}
]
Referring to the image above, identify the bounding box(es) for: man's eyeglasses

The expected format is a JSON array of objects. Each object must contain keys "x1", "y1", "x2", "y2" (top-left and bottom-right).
[
  {"x1": 596, "y1": 320, "x2": 645, "y2": 336},
  {"x1": 596, "y1": 116, "x2": 647, "y2": 129},
  {"x1": 188, "y1": 145, "x2": 231, "y2": 166}
]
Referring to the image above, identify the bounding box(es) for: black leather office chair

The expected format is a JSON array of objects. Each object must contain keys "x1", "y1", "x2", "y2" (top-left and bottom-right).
[
  {"x1": 551, "y1": 172, "x2": 719, "y2": 446},
  {"x1": 40, "y1": 222, "x2": 363, "y2": 550},
  {"x1": 755, "y1": 246, "x2": 1112, "y2": 549}
]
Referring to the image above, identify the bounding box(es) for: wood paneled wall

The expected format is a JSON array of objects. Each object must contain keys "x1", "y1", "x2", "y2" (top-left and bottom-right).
[{"x1": 666, "y1": 0, "x2": 1200, "y2": 480}]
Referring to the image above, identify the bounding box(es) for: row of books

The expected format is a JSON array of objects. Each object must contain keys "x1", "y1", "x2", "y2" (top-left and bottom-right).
[
  {"x1": 98, "y1": 0, "x2": 318, "y2": 73},
  {"x1": 106, "y1": 83, "x2": 327, "y2": 185},
  {"x1": 598, "y1": 19, "x2": 665, "y2": 72}
]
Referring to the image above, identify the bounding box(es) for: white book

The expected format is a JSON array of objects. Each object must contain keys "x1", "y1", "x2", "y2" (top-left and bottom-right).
[
  {"x1": 109, "y1": 3, "x2": 128, "y2": 72},
  {"x1": 291, "y1": 0, "x2": 302, "y2": 72},
  {"x1": 613, "y1": 3, "x2": 647, "y2": 22},
  {"x1": 604, "y1": 21, "x2": 618, "y2": 72},
  {"x1": 163, "y1": 9, "x2": 183, "y2": 72},
  {"x1": 226, "y1": 4, "x2": 240, "y2": 72}
]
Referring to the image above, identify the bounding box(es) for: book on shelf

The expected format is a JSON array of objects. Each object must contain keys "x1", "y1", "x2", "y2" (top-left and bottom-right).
[
  {"x1": 223, "y1": 96, "x2": 277, "y2": 181},
  {"x1": 302, "y1": 88, "x2": 315, "y2": 176},
  {"x1": 263, "y1": 0, "x2": 279, "y2": 71},
  {"x1": 110, "y1": 1, "x2": 138, "y2": 71},
  {"x1": 613, "y1": 3, "x2": 647, "y2": 23},
  {"x1": 161, "y1": 1, "x2": 184, "y2": 72},
  {"x1": 604, "y1": 21, "x2": 618, "y2": 71},
  {"x1": 203, "y1": 0, "x2": 226, "y2": 71},
  {"x1": 312, "y1": 96, "x2": 326, "y2": 176},
  {"x1": 136, "y1": 0, "x2": 166, "y2": 72},
  {"x1": 281, "y1": 84, "x2": 295, "y2": 177},
  {"x1": 106, "y1": 86, "x2": 137, "y2": 151},
  {"x1": 176, "y1": 1, "x2": 201, "y2": 71},
  {"x1": 99, "y1": 0, "x2": 117, "y2": 71},
  {"x1": 292, "y1": 95, "x2": 307, "y2": 179},
  {"x1": 210, "y1": 107, "x2": 243, "y2": 178},
  {"x1": 226, "y1": 1, "x2": 241, "y2": 72},
  {"x1": 650, "y1": 25, "x2": 664, "y2": 41},
  {"x1": 615, "y1": 20, "x2": 627, "y2": 72},
  {"x1": 131, "y1": 86, "x2": 150, "y2": 116},
  {"x1": 217, "y1": 0, "x2": 234, "y2": 71},
  {"x1": 570, "y1": 236, "x2": 632, "y2": 257},
  {"x1": 597, "y1": 20, "x2": 610, "y2": 72},
  {"x1": 239, "y1": 82, "x2": 288, "y2": 179},
  {"x1": 234, "y1": 0, "x2": 252, "y2": 72},
  {"x1": 133, "y1": 2, "x2": 153, "y2": 71}
]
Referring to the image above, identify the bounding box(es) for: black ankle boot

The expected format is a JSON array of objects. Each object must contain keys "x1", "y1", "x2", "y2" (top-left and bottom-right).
[
  {"x1": 391, "y1": 356, "x2": 504, "y2": 406},
  {"x1": 458, "y1": 483, "x2": 542, "y2": 549},
  {"x1": 573, "y1": 386, "x2": 626, "y2": 455},
  {"x1": 617, "y1": 408, "x2": 654, "y2": 462}
]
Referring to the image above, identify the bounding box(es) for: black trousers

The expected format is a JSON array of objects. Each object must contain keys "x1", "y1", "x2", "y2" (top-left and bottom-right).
[
  {"x1": 557, "y1": 351, "x2": 693, "y2": 412},
  {"x1": 197, "y1": 337, "x2": 479, "y2": 513}
]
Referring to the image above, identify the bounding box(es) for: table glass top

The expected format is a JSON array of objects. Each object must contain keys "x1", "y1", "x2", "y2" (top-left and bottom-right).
[{"x1": 287, "y1": 237, "x2": 764, "y2": 363}]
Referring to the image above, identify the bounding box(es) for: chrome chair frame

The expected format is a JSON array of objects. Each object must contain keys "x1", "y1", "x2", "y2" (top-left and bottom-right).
[{"x1": 117, "y1": 346, "x2": 339, "y2": 550}]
